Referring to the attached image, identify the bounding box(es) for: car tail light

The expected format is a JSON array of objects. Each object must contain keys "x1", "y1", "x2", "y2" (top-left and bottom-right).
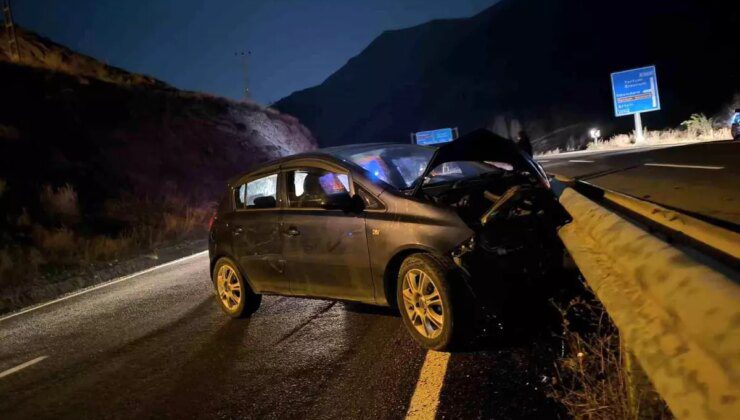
[{"x1": 208, "y1": 213, "x2": 217, "y2": 231}]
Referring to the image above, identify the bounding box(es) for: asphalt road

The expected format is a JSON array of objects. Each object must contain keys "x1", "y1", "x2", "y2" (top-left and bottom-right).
[
  {"x1": 537, "y1": 140, "x2": 739, "y2": 227},
  {"x1": 0, "y1": 252, "x2": 563, "y2": 419}
]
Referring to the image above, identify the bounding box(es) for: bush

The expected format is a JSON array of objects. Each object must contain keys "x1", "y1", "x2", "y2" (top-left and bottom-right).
[
  {"x1": 39, "y1": 183, "x2": 80, "y2": 224},
  {"x1": 0, "y1": 246, "x2": 43, "y2": 290},
  {"x1": 82, "y1": 235, "x2": 131, "y2": 262},
  {"x1": 680, "y1": 113, "x2": 714, "y2": 137},
  {"x1": 32, "y1": 225, "x2": 77, "y2": 263}
]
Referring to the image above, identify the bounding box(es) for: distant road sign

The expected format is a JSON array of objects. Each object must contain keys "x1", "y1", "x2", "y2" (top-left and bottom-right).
[
  {"x1": 413, "y1": 128, "x2": 456, "y2": 146},
  {"x1": 610, "y1": 65, "x2": 661, "y2": 117}
]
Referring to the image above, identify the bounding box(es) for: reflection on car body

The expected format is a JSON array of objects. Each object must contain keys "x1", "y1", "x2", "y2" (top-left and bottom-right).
[{"x1": 208, "y1": 129, "x2": 568, "y2": 350}]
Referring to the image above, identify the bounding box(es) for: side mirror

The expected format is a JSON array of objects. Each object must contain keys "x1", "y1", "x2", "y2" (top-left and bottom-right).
[
  {"x1": 252, "y1": 196, "x2": 277, "y2": 209},
  {"x1": 322, "y1": 193, "x2": 365, "y2": 213}
]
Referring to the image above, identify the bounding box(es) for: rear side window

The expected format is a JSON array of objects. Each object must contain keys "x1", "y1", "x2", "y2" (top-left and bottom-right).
[{"x1": 234, "y1": 174, "x2": 278, "y2": 209}]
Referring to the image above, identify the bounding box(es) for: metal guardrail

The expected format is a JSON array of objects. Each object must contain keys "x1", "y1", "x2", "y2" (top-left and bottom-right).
[{"x1": 555, "y1": 183, "x2": 739, "y2": 419}]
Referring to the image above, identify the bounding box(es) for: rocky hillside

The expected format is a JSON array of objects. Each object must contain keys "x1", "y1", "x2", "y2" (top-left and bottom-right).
[
  {"x1": 0, "y1": 26, "x2": 316, "y2": 208},
  {"x1": 275, "y1": 0, "x2": 738, "y2": 151}
]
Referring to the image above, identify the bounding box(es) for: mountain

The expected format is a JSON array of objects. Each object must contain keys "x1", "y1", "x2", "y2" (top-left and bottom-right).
[{"x1": 274, "y1": 0, "x2": 739, "y2": 151}]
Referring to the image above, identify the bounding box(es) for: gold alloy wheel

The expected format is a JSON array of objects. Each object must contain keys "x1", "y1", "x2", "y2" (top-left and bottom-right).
[
  {"x1": 401, "y1": 268, "x2": 445, "y2": 339},
  {"x1": 216, "y1": 263, "x2": 242, "y2": 311}
]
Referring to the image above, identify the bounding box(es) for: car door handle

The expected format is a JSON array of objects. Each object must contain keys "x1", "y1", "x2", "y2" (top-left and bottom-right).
[
  {"x1": 285, "y1": 226, "x2": 300, "y2": 237},
  {"x1": 233, "y1": 227, "x2": 244, "y2": 236}
]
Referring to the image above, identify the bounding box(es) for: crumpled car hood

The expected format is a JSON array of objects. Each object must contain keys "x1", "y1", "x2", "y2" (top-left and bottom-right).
[{"x1": 412, "y1": 128, "x2": 548, "y2": 195}]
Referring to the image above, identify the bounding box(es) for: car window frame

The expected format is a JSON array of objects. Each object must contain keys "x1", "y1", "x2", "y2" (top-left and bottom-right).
[
  {"x1": 232, "y1": 171, "x2": 282, "y2": 212},
  {"x1": 280, "y1": 159, "x2": 355, "y2": 211},
  {"x1": 353, "y1": 182, "x2": 386, "y2": 212}
]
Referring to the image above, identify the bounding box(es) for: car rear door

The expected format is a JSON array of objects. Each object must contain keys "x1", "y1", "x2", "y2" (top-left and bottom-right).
[
  {"x1": 229, "y1": 171, "x2": 289, "y2": 294},
  {"x1": 280, "y1": 161, "x2": 374, "y2": 302}
]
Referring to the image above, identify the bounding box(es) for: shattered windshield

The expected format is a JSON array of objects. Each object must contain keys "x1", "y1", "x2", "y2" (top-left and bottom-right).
[{"x1": 328, "y1": 144, "x2": 499, "y2": 190}]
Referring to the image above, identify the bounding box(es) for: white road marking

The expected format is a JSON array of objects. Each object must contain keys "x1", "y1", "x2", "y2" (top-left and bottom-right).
[
  {"x1": 0, "y1": 356, "x2": 48, "y2": 379},
  {"x1": 568, "y1": 159, "x2": 595, "y2": 163},
  {"x1": 0, "y1": 250, "x2": 208, "y2": 323},
  {"x1": 644, "y1": 163, "x2": 724, "y2": 170},
  {"x1": 537, "y1": 160, "x2": 550, "y2": 163},
  {"x1": 405, "y1": 351, "x2": 451, "y2": 419}
]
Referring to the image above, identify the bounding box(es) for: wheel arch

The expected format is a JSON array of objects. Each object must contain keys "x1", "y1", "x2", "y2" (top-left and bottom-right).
[
  {"x1": 210, "y1": 253, "x2": 257, "y2": 292},
  {"x1": 382, "y1": 245, "x2": 442, "y2": 308}
]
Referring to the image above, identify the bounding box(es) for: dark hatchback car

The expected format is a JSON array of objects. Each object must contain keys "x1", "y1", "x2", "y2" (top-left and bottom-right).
[{"x1": 208, "y1": 129, "x2": 567, "y2": 350}]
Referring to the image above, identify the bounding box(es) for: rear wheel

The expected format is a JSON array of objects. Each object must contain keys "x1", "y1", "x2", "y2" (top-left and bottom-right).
[
  {"x1": 396, "y1": 254, "x2": 472, "y2": 350},
  {"x1": 212, "y1": 257, "x2": 261, "y2": 318}
]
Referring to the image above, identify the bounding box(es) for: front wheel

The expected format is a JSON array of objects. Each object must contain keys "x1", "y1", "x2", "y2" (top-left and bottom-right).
[
  {"x1": 396, "y1": 254, "x2": 472, "y2": 350},
  {"x1": 212, "y1": 257, "x2": 262, "y2": 318}
]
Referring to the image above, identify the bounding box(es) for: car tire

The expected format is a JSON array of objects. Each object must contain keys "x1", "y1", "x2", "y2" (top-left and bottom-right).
[
  {"x1": 396, "y1": 253, "x2": 472, "y2": 351},
  {"x1": 212, "y1": 257, "x2": 262, "y2": 318}
]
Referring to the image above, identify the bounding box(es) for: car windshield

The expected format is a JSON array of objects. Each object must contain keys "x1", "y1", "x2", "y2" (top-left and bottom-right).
[{"x1": 326, "y1": 144, "x2": 499, "y2": 190}]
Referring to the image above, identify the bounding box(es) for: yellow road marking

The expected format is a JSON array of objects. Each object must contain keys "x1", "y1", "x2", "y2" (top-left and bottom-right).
[{"x1": 405, "y1": 351, "x2": 450, "y2": 419}]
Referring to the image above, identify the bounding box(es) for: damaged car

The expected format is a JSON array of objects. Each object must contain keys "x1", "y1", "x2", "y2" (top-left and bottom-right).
[{"x1": 208, "y1": 129, "x2": 569, "y2": 350}]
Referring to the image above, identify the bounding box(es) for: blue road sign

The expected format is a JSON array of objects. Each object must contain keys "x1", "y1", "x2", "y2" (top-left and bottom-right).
[
  {"x1": 414, "y1": 128, "x2": 454, "y2": 146},
  {"x1": 610, "y1": 65, "x2": 661, "y2": 117}
]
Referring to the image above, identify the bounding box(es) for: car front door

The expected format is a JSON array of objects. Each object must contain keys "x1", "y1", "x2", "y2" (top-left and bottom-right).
[
  {"x1": 230, "y1": 172, "x2": 289, "y2": 294},
  {"x1": 280, "y1": 163, "x2": 374, "y2": 302}
]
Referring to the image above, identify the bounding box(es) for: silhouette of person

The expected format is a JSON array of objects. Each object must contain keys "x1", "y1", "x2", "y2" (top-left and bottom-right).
[{"x1": 516, "y1": 130, "x2": 533, "y2": 156}]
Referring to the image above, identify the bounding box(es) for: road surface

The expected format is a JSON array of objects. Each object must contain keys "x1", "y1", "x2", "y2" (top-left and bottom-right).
[
  {"x1": 0, "y1": 252, "x2": 562, "y2": 419},
  {"x1": 538, "y1": 140, "x2": 739, "y2": 227}
]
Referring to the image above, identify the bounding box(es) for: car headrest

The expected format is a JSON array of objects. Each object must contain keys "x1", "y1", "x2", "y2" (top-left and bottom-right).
[{"x1": 302, "y1": 174, "x2": 324, "y2": 196}]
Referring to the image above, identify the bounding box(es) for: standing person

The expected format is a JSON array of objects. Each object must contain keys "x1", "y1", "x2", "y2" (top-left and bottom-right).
[{"x1": 516, "y1": 130, "x2": 533, "y2": 156}]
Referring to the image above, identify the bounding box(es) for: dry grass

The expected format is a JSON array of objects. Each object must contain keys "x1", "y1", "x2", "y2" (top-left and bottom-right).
[
  {"x1": 39, "y1": 183, "x2": 80, "y2": 223},
  {"x1": 0, "y1": 186, "x2": 212, "y2": 295},
  {"x1": 587, "y1": 124, "x2": 732, "y2": 150},
  {"x1": 81, "y1": 235, "x2": 132, "y2": 262},
  {"x1": 549, "y1": 296, "x2": 672, "y2": 419}
]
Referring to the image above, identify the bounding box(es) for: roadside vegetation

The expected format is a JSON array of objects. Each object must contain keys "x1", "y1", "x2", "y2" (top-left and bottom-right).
[
  {"x1": 0, "y1": 181, "x2": 211, "y2": 313},
  {"x1": 586, "y1": 113, "x2": 730, "y2": 152},
  {"x1": 535, "y1": 109, "x2": 735, "y2": 156},
  {"x1": 548, "y1": 292, "x2": 673, "y2": 419}
]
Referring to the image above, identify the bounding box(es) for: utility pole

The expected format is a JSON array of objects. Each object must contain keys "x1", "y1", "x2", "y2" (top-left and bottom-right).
[
  {"x1": 235, "y1": 50, "x2": 251, "y2": 100},
  {"x1": 2, "y1": 0, "x2": 20, "y2": 62}
]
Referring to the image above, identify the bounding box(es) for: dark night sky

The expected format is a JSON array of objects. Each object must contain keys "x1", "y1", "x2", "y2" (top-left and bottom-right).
[{"x1": 14, "y1": 0, "x2": 497, "y2": 104}]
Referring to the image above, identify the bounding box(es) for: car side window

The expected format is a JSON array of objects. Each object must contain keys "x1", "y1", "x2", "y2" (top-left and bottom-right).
[
  {"x1": 234, "y1": 174, "x2": 278, "y2": 209},
  {"x1": 286, "y1": 168, "x2": 349, "y2": 209}
]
